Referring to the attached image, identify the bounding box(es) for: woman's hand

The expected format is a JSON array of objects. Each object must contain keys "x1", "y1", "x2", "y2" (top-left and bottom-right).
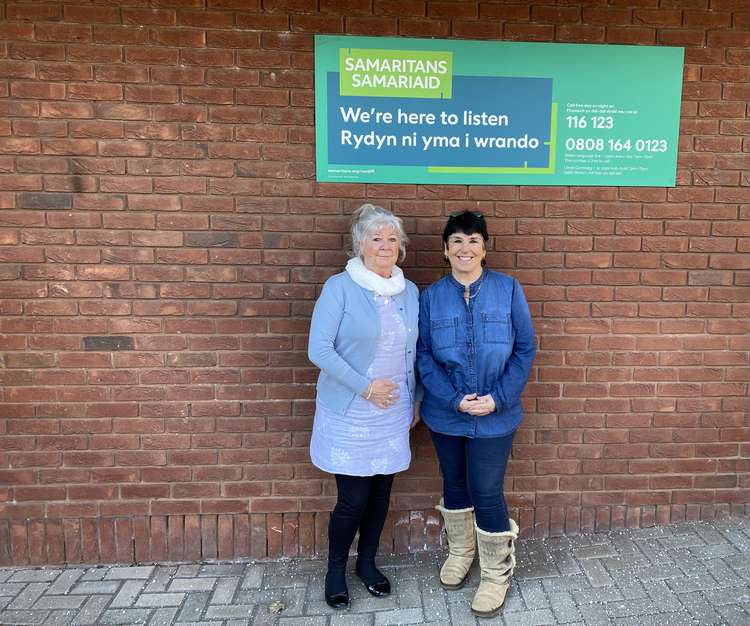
[
  {"x1": 458, "y1": 393, "x2": 496, "y2": 416},
  {"x1": 458, "y1": 394, "x2": 478, "y2": 412},
  {"x1": 363, "y1": 378, "x2": 399, "y2": 410},
  {"x1": 410, "y1": 402, "x2": 421, "y2": 429}
]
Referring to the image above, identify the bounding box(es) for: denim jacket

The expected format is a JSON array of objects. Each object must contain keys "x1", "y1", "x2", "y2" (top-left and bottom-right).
[
  {"x1": 308, "y1": 271, "x2": 420, "y2": 414},
  {"x1": 416, "y1": 269, "x2": 536, "y2": 438}
]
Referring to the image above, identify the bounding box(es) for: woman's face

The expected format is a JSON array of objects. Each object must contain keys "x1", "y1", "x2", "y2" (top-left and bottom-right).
[
  {"x1": 444, "y1": 231, "x2": 486, "y2": 279},
  {"x1": 361, "y1": 225, "x2": 400, "y2": 278}
]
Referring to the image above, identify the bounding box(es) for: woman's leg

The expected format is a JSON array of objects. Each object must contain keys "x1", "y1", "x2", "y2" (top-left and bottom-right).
[
  {"x1": 356, "y1": 474, "x2": 393, "y2": 564},
  {"x1": 429, "y1": 430, "x2": 471, "y2": 509},
  {"x1": 430, "y1": 430, "x2": 476, "y2": 589},
  {"x1": 465, "y1": 432, "x2": 515, "y2": 532},
  {"x1": 355, "y1": 473, "x2": 394, "y2": 591},
  {"x1": 326, "y1": 474, "x2": 372, "y2": 605},
  {"x1": 464, "y1": 433, "x2": 518, "y2": 617}
]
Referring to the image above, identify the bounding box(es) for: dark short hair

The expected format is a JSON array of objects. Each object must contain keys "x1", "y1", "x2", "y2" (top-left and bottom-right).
[{"x1": 442, "y1": 211, "x2": 489, "y2": 247}]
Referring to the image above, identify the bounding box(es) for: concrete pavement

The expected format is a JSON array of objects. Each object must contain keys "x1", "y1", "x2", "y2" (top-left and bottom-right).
[{"x1": 1, "y1": 516, "x2": 749, "y2": 625}]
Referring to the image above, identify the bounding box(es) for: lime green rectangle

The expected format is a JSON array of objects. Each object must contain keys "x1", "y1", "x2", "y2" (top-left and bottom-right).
[{"x1": 339, "y1": 48, "x2": 452, "y2": 99}]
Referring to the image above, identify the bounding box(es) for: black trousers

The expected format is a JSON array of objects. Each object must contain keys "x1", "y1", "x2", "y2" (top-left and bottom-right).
[{"x1": 327, "y1": 473, "x2": 394, "y2": 570}]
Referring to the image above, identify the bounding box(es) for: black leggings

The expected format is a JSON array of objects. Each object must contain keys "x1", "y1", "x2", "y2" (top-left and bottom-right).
[{"x1": 327, "y1": 473, "x2": 394, "y2": 570}]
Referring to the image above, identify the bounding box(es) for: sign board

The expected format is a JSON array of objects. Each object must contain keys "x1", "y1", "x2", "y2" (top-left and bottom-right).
[{"x1": 314, "y1": 35, "x2": 684, "y2": 186}]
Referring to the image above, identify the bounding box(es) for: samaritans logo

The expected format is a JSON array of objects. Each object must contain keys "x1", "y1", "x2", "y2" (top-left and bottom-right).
[{"x1": 339, "y1": 48, "x2": 452, "y2": 99}]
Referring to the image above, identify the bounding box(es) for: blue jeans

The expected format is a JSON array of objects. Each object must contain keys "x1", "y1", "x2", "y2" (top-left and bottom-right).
[{"x1": 430, "y1": 430, "x2": 515, "y2": 532}]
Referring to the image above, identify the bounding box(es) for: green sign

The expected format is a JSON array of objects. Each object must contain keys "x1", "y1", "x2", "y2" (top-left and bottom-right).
[{"x1": 315, "y1": 35, "x2": 684, "y2": 186}]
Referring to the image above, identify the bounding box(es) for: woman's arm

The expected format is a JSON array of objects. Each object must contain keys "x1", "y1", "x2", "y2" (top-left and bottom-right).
[
  {"x1": 416, "y1": 289, "x2": 464, "y2": 412},
  {"x1": 308, "y1": 279, "x2": 370, "y2": 396},
  {"x1": 490, "y1": 279, "x2": 536, "y2": 410}
]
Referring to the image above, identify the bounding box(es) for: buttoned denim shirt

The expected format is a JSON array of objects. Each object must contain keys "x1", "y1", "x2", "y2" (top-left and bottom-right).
[
  {"x1": 308, "y1": 271, "x2": 420, "y2": 414},
  {"x1": 416, "y1": 269, "x2": 536, "y2": 438}
]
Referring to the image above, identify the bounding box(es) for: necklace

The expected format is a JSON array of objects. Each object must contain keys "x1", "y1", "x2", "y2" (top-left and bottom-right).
[{"x1": 462, "y1": 273, "x2": 485, "y2": 303}]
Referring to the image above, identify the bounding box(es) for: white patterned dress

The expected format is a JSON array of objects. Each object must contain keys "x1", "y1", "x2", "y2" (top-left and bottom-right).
[{"x1": 310, "y1": 294, "x2": 412, "y2": 476}]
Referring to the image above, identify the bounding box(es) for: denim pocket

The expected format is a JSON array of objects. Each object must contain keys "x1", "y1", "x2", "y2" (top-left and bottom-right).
[
  {"x1": 482, "y1": 312, "x2": 510, "y2": 343},
  {"x1": 430, "y1": 317, "x2": 457, "y2": 350}
]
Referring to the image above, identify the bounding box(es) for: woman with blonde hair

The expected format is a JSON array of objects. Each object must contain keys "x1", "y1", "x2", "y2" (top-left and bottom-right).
[{"x1": 308, "y1": 204, "x2": 419, "y2": 609}]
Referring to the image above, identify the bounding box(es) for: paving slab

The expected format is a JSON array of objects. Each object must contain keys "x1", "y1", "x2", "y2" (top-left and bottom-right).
[
  {"x1": 146, "y1": 567, "x2": 178, "y2": 594},
  {"x1": 106, "y1": 566, "x2": 155, "y2": 580},
  {"x1": 170, "y1": 578, "x2": 217, "y2": 593},
  {"x1": 32, "y1": 594, "x2": 86, "y2": 610},
  {"x1": 0, "y1": 609, "x2": 52, "y2": 625},
  {"x1": 80, "y1": 568, "x2": 107, "y2": 581},
  {"x1": 109, "y1": 579, "x2": 145, "y2": 608},
  {"x1": 71, "y1": 595, "x2": 110, "y2": 625},
  {"x1": 210, "y1": 577, "x2": 240, "y2": 604},
  {"x1": 70, "y1": 581, "x2": 122, "y2": 595},
  {"x1": 8, "y1": 571, "x2": 60, "y2": 583},
  {"x1": 7, "y1": 583, "x2": 49, "y2": 610},
  {"x1": 0, "y1": 517, "x2": 748, "y2": 625},
  {"x1": 46, "y1": 568, "x2": 84, "y2": 595}
]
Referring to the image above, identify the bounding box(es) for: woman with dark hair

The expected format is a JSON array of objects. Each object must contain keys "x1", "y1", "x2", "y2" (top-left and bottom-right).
[
  {"x1": 308, "y1": 204, "x2": 420, "y2": 610},
  {"x1": 416, "y1": 210, "x2": 536, "y2": 618}
]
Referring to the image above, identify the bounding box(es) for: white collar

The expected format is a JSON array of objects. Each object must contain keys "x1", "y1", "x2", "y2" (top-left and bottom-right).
[{"x1": 345, "y1": 257, "x2": 405, "y2": 297}]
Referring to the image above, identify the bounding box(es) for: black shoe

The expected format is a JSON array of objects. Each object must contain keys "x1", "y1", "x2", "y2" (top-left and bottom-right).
[
  {"x1": 359, "y1": 576, "x2": 391, "y2": 597},
  {"x1": 355, "y1": 561, "x2": 391, "y2": 598},
  {"x1": 324, "y1": 571, "x2": 349, "y2": 610},
  {"x1": 325, "y1": 589, "x2": 350, "y2": 609}
]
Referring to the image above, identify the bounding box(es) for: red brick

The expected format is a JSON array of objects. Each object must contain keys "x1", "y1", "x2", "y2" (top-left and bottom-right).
[
  {"x1": 122, "y1": 8, "x2": 175, "y2": 25},
  {"x1": 11, "y1": 81, "x2": 66, "y2": 100},
  {"x1": 68, "y1": 83, "x2": 123, "y2": 101},
  {"x1": 606, "y1": 26, "x2": 656, "y2": 44},
  {"x1": 235, "y1": 10, "x2": 290, "y2": 30},
  {"x1": 153, "y1": 28, "x2": 206, "y2": 47},
  {"x1": 199, "y1": 515, "x2": 218, "y2": 559},
  {"x1": 0, "y1": 6, "x2": 746, "y2": 564},
  {"x1": 180, "y1": 10, "x2": 235, "y2": 28},
  {"x1": 35, "y1": 23, "x2": 91, "y2": 43},
  {"x1": 707, "y1": 30, "x2": 750, "y2": 47},
  {"x1": 63, "y1": 5, "x2": 118, "y2": 23},
  {"x1": 346, "y1": 15, "x2": 399, "y2": 35},
  {"x1": 556, "y1": 25, "x2": 605, "y2": 42},
  {"x1": 580, "y1": 7, "x2": 629, "y2": 23},
  {"x1": 632, "y1": 9, "x2": 681, "y2": 25},
  {"x1": 505, "y1": 23, "x2": 555, "y2": 41},
  {"x1": 149, "y1": 516, "x2": 168, "y2": 560},
  {"x1": 7, "y1": 3, "x2": 61, "y2": 20},
  {"x1": 123, "y1": 85, "x2": 178, "y2": 103},
  {"x1": 125, "y1": 47, "x2": 179, "y2": 65},
  {"x1": 398, "y1": 19, "x2": 450, "y2": 37},
  {"x1": 175, "y1": 49, "x2": 229, "y2": 69}
]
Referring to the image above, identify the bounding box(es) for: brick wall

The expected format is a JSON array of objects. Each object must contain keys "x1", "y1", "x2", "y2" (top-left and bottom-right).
[{"x1": 0, "y1": 0, "x2": 748, "y2": 565}]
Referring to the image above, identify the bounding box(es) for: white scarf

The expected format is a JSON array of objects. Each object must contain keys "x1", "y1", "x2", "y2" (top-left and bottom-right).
[{"x1": 345, "y1": 256, "x2": 405, "y2": 297}]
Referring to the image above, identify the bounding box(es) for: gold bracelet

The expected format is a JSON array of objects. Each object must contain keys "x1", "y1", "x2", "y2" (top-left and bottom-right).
[{"x1": 365, "y1": 383, "x2": 373, "y2": 400}]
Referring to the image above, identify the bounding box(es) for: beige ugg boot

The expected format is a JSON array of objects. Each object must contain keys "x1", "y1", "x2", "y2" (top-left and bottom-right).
[
  {"x1": 435, "y1": 500, "x2": 476, "y2": 589},
  {"x1": 471, "y1": 519, "x2": 519, "y2": 618}
]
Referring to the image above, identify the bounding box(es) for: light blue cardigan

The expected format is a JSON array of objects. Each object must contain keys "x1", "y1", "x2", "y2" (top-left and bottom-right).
[{"x1": 308, "y1": 271, "x2": 420, "y2": 414}]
